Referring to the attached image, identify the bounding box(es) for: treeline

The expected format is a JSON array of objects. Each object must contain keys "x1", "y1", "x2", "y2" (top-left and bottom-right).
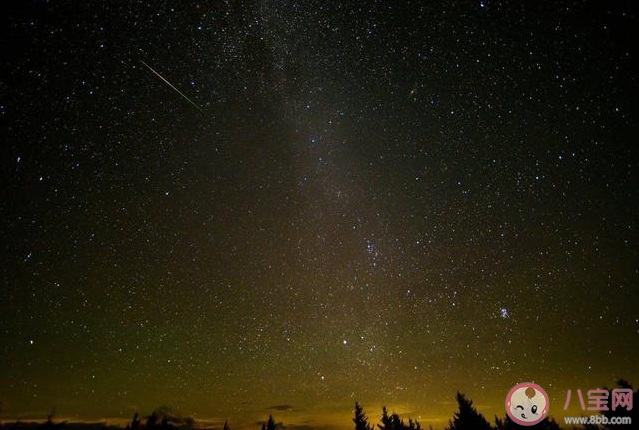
[
  {"x1": 353, "y1": 395, "x2": 564, "y2": 430},
  {"x1": 352, "y1": 380, "x2": 637, "y2": 430},
  {"x1": 1, "y1": 381, "x2": 636, "y2": 430}
]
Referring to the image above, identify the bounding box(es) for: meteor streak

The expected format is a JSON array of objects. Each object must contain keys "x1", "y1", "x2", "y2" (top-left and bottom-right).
[{"x1": 141, "y1": 60, "x2": 203, "y2": 112}]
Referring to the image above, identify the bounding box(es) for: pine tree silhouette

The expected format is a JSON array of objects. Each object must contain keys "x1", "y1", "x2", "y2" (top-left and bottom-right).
[
  {"x1": 160, "y1": 417, "x2": 171, "y2": 430},
  {"x1": 532, "y1": 417, "x2": 561, "y2": 430},
  {"x1": 493, "y1": 414, "x2": 518, "y2": 430},
  {"x1": 378, "y1": 407, "x2": 392, "y2": 430},
  {"x1": 44, "y1": 407, "x2": 55, "y2": 428},
  {"x1": 407, "y1": 418, "x2": 421, "y2": 430},
  {"x1": 390, "y1": 413, "x2": 404, "y2": 430},
  {"x1": 146, "y1": 412, "x2": 159, "y2": 430},
  {"x1": 133, "y1": 413, "x2": 141, "y2": 430},
  {"x1": 494, "y1": 411, "x2": 563, "y2": 429},
  {"x1": 353, "y1": 403, "x2": 373, "y2": 430},
  {"x1": 42, "y1": 407, "x2": 65, "y2": 430},
  {"x1": 578, "y1": 424, "x2": 601, "y2": 430},
  {"x1": 446, "y1": 392, "x2": 492, "y2": 430},
  {"x1": 375, "y1": 407, "x2": 420, "y2": 430},
  {"x1": 265, "y1": 415, "x2": 277, "y2": 430},
  {"x1": 125, "y1": 413, "x2": 141, "y2": 430},
  {"x1": 601, "y1": 379, "x2": 638, "y2": 429}
]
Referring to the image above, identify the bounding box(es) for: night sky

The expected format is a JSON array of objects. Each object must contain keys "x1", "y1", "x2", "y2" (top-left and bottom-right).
[{"x1": 1, "y1": 1, "x2": 638, "y2": 429}]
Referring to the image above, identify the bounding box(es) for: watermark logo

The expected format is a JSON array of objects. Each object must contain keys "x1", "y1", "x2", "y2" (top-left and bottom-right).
[
  {"x1": 506, "y1": 382, "x2": 549, "y2": 426},
  {"x1": 564, "y1": 388, "x2": 633, "y2": 411}
]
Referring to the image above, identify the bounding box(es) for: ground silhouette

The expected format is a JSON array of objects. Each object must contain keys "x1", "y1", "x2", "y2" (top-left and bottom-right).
[{"x1": 1, "y1": 380, "x2": 635, "y2": 430}]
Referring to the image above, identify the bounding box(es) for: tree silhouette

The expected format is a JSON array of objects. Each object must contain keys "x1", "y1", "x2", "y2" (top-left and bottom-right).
[
  {"x1": 160, "y1": 417, "x2": 171, "y2": 430},
  {"x1": 446, "y1": 392, "x2": 491, "y2": 430},
  {"x1": 390, "y1": 413, "x2": 403, "y2": 430},
  {"x1": 41, "y1": 407, "x2": 65, "y2": 430},
  {"x1": 531, "y1": 417, "x2": 561, "y2": 430},
  {"x1": 601, "y1": 379, "x2": 638, "y2": 429},
  {"x1": 45, "y1": 407, "x2": 56, "y2": 427},
  {"x1": 146, "y1": 412, "x2": 159, "y2": 430},
  {"x1": 124, "y1": 413, "x2": 141, "y2": 430},
  {"x1": 494, "y1": 414, "x2": 518, "y2": 430},
  {"x1": 407, "y1": 418, "x2": 421, "y2": 430},
  {"x1": 375, "y1": 407, "x2": 420, "y2": 430},
  {"x1": 5, "y1": 381, "x2": 639, "y2": 430},
  {"x1": 354, "y1": 403, "x2": 374, "y2": 430},
  {"x1": 578, "y1": 424, "x2": 601, "y2": 430},
  {"x1": 495, "y1": 409, "x2": 563, "y2": 429},
  {"x1": 378, "y1": 407, "x2": 392, "y2": 430},
  {"x1": 265, "y1": 415, "x2": 277, "y2": 430}
]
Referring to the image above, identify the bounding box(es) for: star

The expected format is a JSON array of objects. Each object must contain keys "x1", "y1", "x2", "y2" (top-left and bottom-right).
[{"x1": 500, "y1": 308, "x2": 510, "y2": 319}]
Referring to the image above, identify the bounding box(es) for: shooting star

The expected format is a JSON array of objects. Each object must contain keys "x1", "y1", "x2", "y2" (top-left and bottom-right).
[{"x1": 140, "y1": 60, "x2": 203, "y2": 112}]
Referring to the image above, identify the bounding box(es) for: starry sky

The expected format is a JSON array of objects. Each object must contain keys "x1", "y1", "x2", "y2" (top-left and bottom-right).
[{"x1": 1, "y1": 1, "x2": 638, "y2": 429}]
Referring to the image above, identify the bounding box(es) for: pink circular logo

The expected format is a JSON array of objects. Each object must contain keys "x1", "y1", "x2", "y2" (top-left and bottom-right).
[{"x1": 505, "y1": 382, "x2": 549, "y2": 426}]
